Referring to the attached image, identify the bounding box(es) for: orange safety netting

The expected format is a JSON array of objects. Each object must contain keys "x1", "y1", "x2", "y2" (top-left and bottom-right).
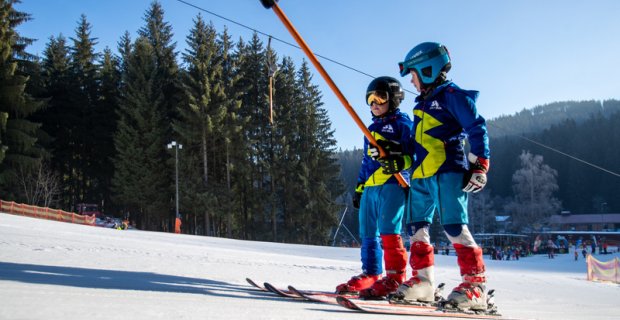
[
  {"x1": 0, "y1": 199, "x2": 95, "y2": 226},
  {"x1": 586, "y1": 255, "x2": 619, "y2": 284}
]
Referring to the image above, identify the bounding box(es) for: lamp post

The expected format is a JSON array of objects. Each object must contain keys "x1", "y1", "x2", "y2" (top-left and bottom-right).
[{"x1": 167, "y1": 141, "x2": 182, "y2": 219}]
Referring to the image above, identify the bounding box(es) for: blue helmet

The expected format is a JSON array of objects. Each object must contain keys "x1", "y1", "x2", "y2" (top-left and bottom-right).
[{"x1": 398, "y1": 42, "x2": 451, "y2": 84}]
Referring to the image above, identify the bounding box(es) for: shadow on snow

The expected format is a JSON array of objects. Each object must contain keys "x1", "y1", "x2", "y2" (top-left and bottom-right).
[{"x1": 0, "y1": 261, "x2": 283, "y2": 301}]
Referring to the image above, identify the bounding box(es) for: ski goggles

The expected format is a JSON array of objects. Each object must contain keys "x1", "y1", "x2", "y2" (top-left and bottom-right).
[
  {"x1": 366, "y1": 90, "x2": 389, "y2": 106},
  {"x1": 398, "y1": 46, "x2": 449, "y2": 77}
]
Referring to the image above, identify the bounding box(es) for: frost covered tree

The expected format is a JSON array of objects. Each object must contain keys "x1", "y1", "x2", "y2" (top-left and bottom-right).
[
  {"x1": 468, "y1": 190, "x2": 496, "y2": 234},
  {"x1": 504, "y1": 150, "x2": 561, "y2": 232}
]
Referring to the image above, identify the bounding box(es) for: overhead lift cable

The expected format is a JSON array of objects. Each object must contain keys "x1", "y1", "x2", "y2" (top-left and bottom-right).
[{"x1": 175, "y1": 0, "x2": 620, "y2": 179}]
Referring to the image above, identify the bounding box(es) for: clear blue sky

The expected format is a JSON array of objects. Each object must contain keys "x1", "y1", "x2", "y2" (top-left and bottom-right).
[{"x1": 16, "y1": 0, "x2": 620, "y2": 150}]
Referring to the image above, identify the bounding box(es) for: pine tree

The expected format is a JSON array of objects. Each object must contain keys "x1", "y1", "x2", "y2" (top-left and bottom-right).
[
  {"x1": 270, "y1": 56, "x2": 298, "y2": 241},
  {"x1": 138, "y1": 1, "x2": 183, "y2": 230},
  {"x1": 176, "y1": 15, "x2": 225, "y2": 236},
  {"x1": 0, "y1": 0, "x2": 45, "y2": 199},
  {"x1": 263, "y1": 44, "x2": 281, "y2": 241},
  {"x1": 219, "y1": 27, "x2": 246, "y2": 238},
  {"x1": 117, "y1": 31, "x2": 132, "y2": 76},
  {"x1": 39, "y1": 35, "x2": 74, "y2": 208},
  {"x1": 294, "y1": 61, "x2": 341, "y2": 244},
  {"x1": 138, "y1": 1, "x2": 181, "y2": 133},
  {"x1": 69, "y1": 14, "x2": 100, "y2": 205},
  {"x1": 234, "y1": 34, "x2": 269, "y2": 240},
  {"x1": 112, "y1": 37, "x2": 168, "y2": 231},
  {"x1": 94, "y1": 48, "x2": 121, "y2": 213}
]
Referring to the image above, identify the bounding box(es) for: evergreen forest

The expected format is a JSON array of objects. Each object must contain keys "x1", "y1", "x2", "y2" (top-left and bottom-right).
[{"x1": 0, "y1": 1, "x2": 343, "y2": 244}]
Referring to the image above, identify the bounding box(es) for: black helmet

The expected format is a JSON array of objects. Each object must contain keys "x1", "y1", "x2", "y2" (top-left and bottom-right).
[{"x1": 365, "y1": 76, "x2": 405, "y2": 111}]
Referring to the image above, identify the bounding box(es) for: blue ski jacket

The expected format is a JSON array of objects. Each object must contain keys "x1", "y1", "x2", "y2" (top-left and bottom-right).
[
  {"x1": 410, "y1": 81, "x2": 490, "y2": 178},
  {"x1": 357, "y1": 109, "x2": 414, "y2": 187}
]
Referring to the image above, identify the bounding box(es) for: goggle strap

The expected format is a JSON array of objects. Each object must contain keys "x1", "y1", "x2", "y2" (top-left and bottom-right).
[{"x1": 400, "y1": 46, "x2": 448, "y2": 71}]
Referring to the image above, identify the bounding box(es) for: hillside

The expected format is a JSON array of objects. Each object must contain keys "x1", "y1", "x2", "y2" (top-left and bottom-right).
[{"x1": 487, "y1": 99, "x2": 620, "y2": 138}]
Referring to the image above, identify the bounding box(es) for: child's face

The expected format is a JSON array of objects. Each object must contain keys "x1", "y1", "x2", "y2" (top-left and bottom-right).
[
  {"x1": 370, "y1": 101, "x2": 389, "y2": 117},
  {"x1": 410, "y1": 70, "x2": 422, "y2": 93}
]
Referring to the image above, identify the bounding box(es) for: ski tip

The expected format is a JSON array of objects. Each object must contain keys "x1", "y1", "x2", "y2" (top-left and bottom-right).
[
  {"x1": 246, "y1": 278, "x2": 261, "y2": 288},
  {"x1": 263, "y1": 282, "x2": 275, "y2": 291},
  {"x1": 287, "y1": 285, "x2": 301, "y2": 296},
  {"x1": 336, "y1": 296, "x2": 362, "y2": 310}
]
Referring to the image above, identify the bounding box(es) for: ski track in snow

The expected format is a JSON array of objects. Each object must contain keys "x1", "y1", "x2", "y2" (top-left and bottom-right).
[{"x1": 1, "y1": 213, "x2": 619, "y2": 320}]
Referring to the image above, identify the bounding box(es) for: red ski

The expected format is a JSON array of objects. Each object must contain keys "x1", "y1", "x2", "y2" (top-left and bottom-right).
[
  {"x1": 245, "y1": 278, "x2": 333, "y2": 298},
  {"x1": 245, "y1": 278, "x2": 268, "y2": 292},
  {"x1": 336, "y1": 296, "x2": 528, "y2": 320},
  {"x1": 247, "y1": 279, "x2": 435, "y2": 311},
  {"x1": 288, "y1": 285, "x2": 442, "y2": 312}
]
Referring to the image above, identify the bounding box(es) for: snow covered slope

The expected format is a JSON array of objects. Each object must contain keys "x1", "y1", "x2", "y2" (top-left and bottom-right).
[{"x1": 0, "y1": 213, "x2": 617, "y2": 320}]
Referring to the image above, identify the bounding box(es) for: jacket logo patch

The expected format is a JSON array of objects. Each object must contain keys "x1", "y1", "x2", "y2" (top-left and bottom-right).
[
  {"x1": 430, "y1": 100, "x2": 442, "y2": 110},
  {"x1": 382, "y1": 124, "x2": 394, "y2": 133}
]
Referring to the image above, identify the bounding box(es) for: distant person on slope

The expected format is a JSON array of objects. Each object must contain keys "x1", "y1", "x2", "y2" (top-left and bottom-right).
[
  {"x1": 336, "y1": 77, "x2": 414, "y2": 299},
  {"x1": 391, "y1": 42, "x2": 492, "y2": 312}
]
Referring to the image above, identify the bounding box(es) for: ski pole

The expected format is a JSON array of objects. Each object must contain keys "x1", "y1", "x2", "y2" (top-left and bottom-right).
[{"x1": 259, "y1": 0, "x2": 409, "y2": 188}]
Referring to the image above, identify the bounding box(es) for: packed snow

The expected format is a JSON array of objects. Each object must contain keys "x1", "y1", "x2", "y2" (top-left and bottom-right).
[{"x1": 0, "y1": 213, "x2": 618, "y2": 320}]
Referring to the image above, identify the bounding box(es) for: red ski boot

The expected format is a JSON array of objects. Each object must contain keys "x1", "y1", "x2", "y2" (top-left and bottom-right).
[
  {"x1": 445, "y1": 244, "x2": 488, "y2": 311},
  {"x1": 336, "y1": 273, "x2": 380, "y2": 294},
  {"x1": 359, "y1": 276, "x2": 401, "y2": 299},
  {"x1": 359, "y1": 234, "x2": 407, "y2": 299}
]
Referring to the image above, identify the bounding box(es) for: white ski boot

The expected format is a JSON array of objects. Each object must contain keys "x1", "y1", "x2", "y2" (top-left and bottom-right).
[
  {"x1": 390, "y1": 266, "x2": 435, "y2": 303},
  {"x1": 444, "y1": 275, "x2": 487, "y2": 311}
]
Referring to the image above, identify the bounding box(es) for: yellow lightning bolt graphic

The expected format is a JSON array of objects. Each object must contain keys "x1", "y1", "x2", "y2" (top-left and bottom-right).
[
  {"x1": 365, "y1": 132, "x2": 392, "y2": 186},
  {"x1": 413, "y1": 109, "x2": 446, "y2": 178}
]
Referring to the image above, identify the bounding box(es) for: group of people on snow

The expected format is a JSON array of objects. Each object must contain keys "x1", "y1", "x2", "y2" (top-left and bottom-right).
[
  {"x1": 338, "y1": 42, "x2": 491, "y2": 311},
  {"x1": 489, "y1": 246, "x2": 523, "y2": 261}
]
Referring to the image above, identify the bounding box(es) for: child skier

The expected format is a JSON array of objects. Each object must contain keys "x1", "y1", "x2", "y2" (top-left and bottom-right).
[
  {"x1": 336, "y1": 76, "x2": 414, "y2": 299},
  {"x1": 388, "y1": 42, "x2": 491, "y2": 311}
]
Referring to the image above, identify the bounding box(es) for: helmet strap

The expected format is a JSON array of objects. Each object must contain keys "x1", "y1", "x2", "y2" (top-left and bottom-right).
[
  {"x1": 421, "y1": 72, "x2": 448, "y2": 99},
  {"x1": 388, "y1": 101, "x2": 397, "y2": 112}
]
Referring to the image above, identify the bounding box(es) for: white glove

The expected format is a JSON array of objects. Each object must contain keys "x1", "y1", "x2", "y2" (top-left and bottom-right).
[{"x1": 462, "y1": 153, "x2": 489, "y2": 193}]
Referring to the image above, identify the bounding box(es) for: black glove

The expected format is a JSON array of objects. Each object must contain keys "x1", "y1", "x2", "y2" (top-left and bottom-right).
[
  {"x1": 352, "y1": 183, "x2": 364, "y2": 209},
  {"x1": 368, "y1": 139, "x2": 402, "y2": 160},
  {"x1": 378, "y1": 155, "x2": 405, "y2": 174}
]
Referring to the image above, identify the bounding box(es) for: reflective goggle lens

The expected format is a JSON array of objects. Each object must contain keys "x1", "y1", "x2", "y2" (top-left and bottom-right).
[{"x1": 366, "y1": 91, "x2": 389, "y2": 106}]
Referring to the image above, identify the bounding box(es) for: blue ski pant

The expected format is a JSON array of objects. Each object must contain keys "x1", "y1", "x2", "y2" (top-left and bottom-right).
[{"x1": 358, "y1": 184, "x2": 406, "y2": 275}]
